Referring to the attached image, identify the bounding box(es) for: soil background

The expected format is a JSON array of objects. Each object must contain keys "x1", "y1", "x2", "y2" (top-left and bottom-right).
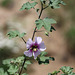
[{"x1": 0, "y1": 0, "x2": 75, "y2": 75}]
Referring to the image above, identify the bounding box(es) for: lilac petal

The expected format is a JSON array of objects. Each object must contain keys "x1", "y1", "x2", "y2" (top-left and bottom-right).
[
  {"x1": 26, "y1": 38, "x2": 33, "y2": 49},
  {"x1": 35, "y1": 37, "x2": 42, "y2": 44},
  {"x1": 33, "y1": 50, "x2": 41, "y2": 59},
  {"x1": 39, "y1": 42, "x2": 46, "y2": 51},
  {"x1": 24, "y1": 50, "x2": 32, "y2": 57}
]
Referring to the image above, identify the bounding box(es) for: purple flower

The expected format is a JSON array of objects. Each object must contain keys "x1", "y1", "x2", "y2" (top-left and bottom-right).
[{"x1": 24, "y1": 37, "x2": 46, "y2": 59}]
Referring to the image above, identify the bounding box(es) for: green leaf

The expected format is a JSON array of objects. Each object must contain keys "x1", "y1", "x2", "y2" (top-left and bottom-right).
[
  {"x1": 20, "y1": 2, "x2": 38, "y2": 11},
  {"x1": 1, "y1": 0, "x2": 12, "y2": 7},
  {"x1": 40, "y1": 56, "x2": 49, "y2": 61},
  {"x1": 7, "y1": 31, "x2": 26, "y2": 39},
  {"x1": 68, "y1": 72, "x2": 75, "y2": 75},
  {"x1": 40, "y1": 51, "x2": 48, "y2": 56},
  {"x1": 7, "y1": 65, "x2": 18, "y2": 74},
  {"x1": 3, "y1": 58, "x2": 15, "y2": 66},
  {"x1": 38, "y1": 56, "x2": 55, "y2": 65},
  {"x1": 19, "y1": 32, "x2": 26, "y2": 38},
  {"x1": 24, "y1": 60, "x2": 32, "y2": 70},
  {"x1": 48, "y1": 66, "x2": 75, "y2": 75},
  {"x1": 50, "y1": 26, "x2": 56, "y2": 32},
  {"x1": 24, "y1": 64, "x2": 27, "y2": 70},
  {"x1": 52, "y1": 71, "x2": 60, "y2": 75},
  {"x1": 49, "y1": 57, "x2": 55, "y2": 61},
  {"x1": 25, "y1": 60, "x2": 32, "y2": 65},
  {"x1": 60, "y1": 66, "x2": 74, "y2": 74},
  {"x1": 49, "y1": 0, "x2": 66, "y2": 9},
  {"x1": 0, "y1": 68, "x2": 8, "y2": 75},
  {"x1": 15, "y1": 56, "x2": 24, "y2": 63},
  {"x1": 60, "y1": 1, "x2": 66, "y2": 5},
  {"x1": 48, "y1": 71, "x2": 60, "y2": 75},
  {"x1": 37, "y1": 51, "x2": 55, "y2": 65},
  {"x1": 22, "y1": 73, "x2": 28, "y2": 75},
  {"x1": 48, "y1": 73, "x2": 52, "y2": 75},
  {"x1": 7, "y1": 31, "x2": 20, "y2": 39},
  {"x1": 31, "y1": 0, "x2": 35, "y2": 1},
  {"x1": 35, "y1": 18, "x2": 56, "y2": 31}
]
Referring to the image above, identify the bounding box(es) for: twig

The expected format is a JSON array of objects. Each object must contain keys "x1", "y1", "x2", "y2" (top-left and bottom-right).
[
  {"x1": 32, "y1": 1, "x2": 50, "y2": 40},
  {"x1": 43, "y1": 0, "x2": 51, "y2": 10},
  {"x1": 32, "y1": 1, "x2": 43, "y2": 40},
  {"x1": 21, "y1": 37, "x2": 26, "y2": 44},
  {"x1": 19, "y1": 57, "x2": 26, "y2": 75},
  {"x1": 19, "y1": 1, "x2": 50, "y2": 75}
]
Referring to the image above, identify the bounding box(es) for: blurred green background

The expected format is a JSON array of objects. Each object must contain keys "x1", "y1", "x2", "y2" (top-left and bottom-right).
[{"x1": 0, "y1": 0, "x2": 75, "y2": 75}]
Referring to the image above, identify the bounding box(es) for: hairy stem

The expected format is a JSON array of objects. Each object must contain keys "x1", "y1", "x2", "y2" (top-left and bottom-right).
[
  {"x1": 43, "y1": 0, "x2": 51, "y2": 10},
  {"x1": 32, "y1": 1, "x2": 43, "y2": 40},
  {"x1": 19, "y1": 57, "x2": 26, "y2": 75},
  {"x1": 32, "y1": 1, "x2": 50, "y2": 40},
  {"x1": 21, "y1": 37, "x2": 26, "y2": 44},
  {"x1": 19, "y1": 1, "x2": 50, "y2": 75}
]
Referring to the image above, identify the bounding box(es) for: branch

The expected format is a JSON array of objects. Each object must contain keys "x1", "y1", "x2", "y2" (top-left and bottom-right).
[
  {"x1": 21, "y1": 37, "x2": 26, "y2": 44},
  {"x1": 19, "y1": 57, "x2": 26, "y2": 75},
  {"x1": 19, "y1": 1, "x2": 50, "y2": 75},
  {"x1": 32, "y1": 1, "x2": 44, "y2": 40},
  {"x1": 32, "y1": 0, "x2": 50, "y2": 40},
  {"x1": 43, "y1": 0, "x2": 50, "y2": 10}
]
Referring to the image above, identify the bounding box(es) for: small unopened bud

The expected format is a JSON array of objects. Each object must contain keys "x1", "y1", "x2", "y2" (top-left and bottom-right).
[
  {"x1": 10, "y1": 61, "x2": 14, "y2": 64},
  {"x1": 45, "y1": 31, "x2": 49, "y2": 36},
  {"x1": 43, "y1": 1, "x2": 46, "y2": 4}
]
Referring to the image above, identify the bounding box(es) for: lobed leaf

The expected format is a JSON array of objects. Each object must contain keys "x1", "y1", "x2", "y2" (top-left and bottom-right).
[
  {"x1": 60, "y1": 66, "x2": 74, "y2": 74},
  {"x1": 25, "y1": 60, "x2": 32, "y2": 65},
  {"x1": 0, "y1": 68, "x2": 8, "y2": 75},
  {"x1": 19, "y1": 32, "x2": 26, "y2": 38},
  {"x1": 22, "y1": 73, "x2": 28, "y2": 75},
  {"x1": 7, "y1": 65, "x2": 18, "y2": 74},
  {"x1": 7, "y1": 31, "x2": 19, "y2": 39},
  {"x1": 20, "y1": 2, "x2": 38, "y2": 11},
  {"x1": 35, "y1": 18, "x2": 56, "y2": 31},
  {"x1": 37, "y1": 51, "x2": 55, "y2": 65},
  {"x1": 7, "y1": 31, "x2": 26, "y2": 39},
  {"x1": 49, "y1": 0, "x2": 66, "y2": 9},
  {"x1": 40, "y1": 51, "x2": 48, "y2": 56},
  {"x1": 3, "y1": 58, "x2": 15, "y2": 66}
]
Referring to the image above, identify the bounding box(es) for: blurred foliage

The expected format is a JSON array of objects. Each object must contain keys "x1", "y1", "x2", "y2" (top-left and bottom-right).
[
  {"x1": 7, "y1": 30, "x2": 26, "y2": 39},
  {"x1": 63, "y1": 0, "x2": 75, "y2": 22},
  {"x1": 0, "y1": 56, "x2": 31, "y2": 75},
  {"x1": 0, "y1": 0, "x2": 14, "y2": 8},
  {"x1": 0, "y1": 47, "x2": 14, "y2": 65},
  {"x1": 20, "y1": 2, "x2": 38, "y2": 11},
  {"x1": 37, "y1": 51, "x2": 55, "y2": 65},
  {"x1": 66, "y1": 27, "x2": 75, "y2": 56},
  {"x1": 48, "y1": 66, "x2": 75, "y2": 75}
]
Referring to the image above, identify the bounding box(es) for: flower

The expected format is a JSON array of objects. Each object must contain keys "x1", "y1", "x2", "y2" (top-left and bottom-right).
[{"x1": 24, "y1": 37, "x2": 46, "y2": 59}]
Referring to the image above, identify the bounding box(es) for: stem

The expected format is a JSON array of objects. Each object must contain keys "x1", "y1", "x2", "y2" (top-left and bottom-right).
[
  {"x1": 32, "y1": 27, "x2": 37, "y2": 40},
  {"x1": 21, "y1": 37, "x2": 26, "y2": 44},
  {"x1": 19, "y1": 1, "x2": 50, "y2": 75},
  {"x1": 19, "y1": 57, "x2": 26, "y2": 75},
  {"x1": 32, "y1": 1, "x2": 43, "y2": 40},
  {"x1": 32, "y1": 1, "x2": 50, "y2": 40},
  {"x1": 43, "y1": 0, "x2": 51, "y2": 10}
]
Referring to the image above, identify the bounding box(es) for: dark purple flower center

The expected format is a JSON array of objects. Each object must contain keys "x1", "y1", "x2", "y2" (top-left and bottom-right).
[{"x1": 30, "y1": 43, "x2": 39, "y2": 52}]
